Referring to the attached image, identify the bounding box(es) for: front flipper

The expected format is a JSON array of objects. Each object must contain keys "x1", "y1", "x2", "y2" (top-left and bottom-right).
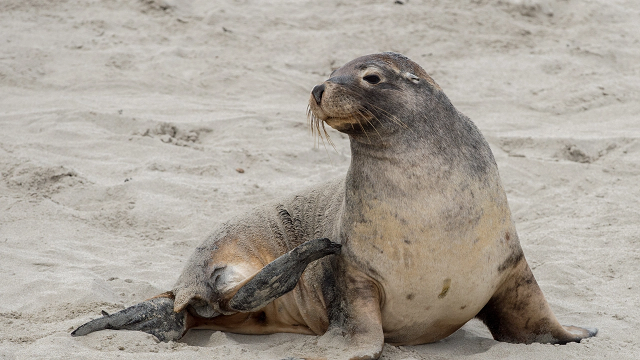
[
  {"x1": 228, "y1": 237, "x2": 341, "y2": 312},
  {"x1": 476, "y1": 259, "x2": 597, "y2": 344},
  {"x1": 71, "y1": 295, "x2": 186, "y2": 342},
  {"x1": 312, "y1": 263, "x2": 384, "y2": 360}
]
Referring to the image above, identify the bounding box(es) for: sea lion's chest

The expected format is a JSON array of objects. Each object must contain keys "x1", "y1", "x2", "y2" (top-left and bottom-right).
[{"x1": 340, "y1": 172, "x2": 514, "y2": 343}]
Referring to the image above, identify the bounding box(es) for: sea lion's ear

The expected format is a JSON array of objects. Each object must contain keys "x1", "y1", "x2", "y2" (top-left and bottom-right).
[{"x1": 405, "y1": 72, "x2": 420, "y2": 83}]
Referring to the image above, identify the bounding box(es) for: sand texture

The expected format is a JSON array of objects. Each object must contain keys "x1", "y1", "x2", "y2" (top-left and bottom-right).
[{"x1": 1, "y1": 0, "x2": 639, "y2": 359}]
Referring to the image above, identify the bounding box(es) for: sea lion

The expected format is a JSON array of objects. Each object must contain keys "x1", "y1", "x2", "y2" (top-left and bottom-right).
[{"x1": 72, "y1": 52, "x2": 596, "y2": 359}]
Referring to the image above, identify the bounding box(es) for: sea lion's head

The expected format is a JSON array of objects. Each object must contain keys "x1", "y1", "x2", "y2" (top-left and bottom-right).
[{"x1": 308, "y1": 52, "x2": 448, "y2": 144}]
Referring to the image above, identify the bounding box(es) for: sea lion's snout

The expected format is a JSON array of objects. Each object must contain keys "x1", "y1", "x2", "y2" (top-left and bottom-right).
[
  {"x1": 307, "y1": 73, "x2": 378, "y2": 136},
  {"x1": 311, "y1": 84, "x2": 325, "y2": 105}
]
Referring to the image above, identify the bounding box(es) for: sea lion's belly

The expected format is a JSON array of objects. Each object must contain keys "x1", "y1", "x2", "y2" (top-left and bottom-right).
[
  {"x1": 376, "y1": 242, "x2": 504, "y2": 345},
  {"x1": 342, "y1": 188, "x2": 514, "y2": 345}
]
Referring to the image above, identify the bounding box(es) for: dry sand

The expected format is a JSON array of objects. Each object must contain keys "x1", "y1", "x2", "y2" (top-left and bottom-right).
[{"x1": 1, "y1": 0, "x2": 639, "y2": 359}]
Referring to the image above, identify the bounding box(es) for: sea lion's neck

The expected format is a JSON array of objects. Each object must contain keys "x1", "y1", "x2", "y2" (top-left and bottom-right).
[
  {"x1": 340, "y1": 119, "x2": 503, "y2": 253},
  {"x1": 345, "y1": 138, "x2": 444, "y2": 199},
  {"x1": 344, "y1": 113, "x2": 496, "y2": 203}
]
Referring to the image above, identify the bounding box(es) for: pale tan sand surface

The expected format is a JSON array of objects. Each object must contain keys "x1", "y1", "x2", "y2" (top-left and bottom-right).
[{"x1": 1, "y1": 0, "x2": 639, "y2": 359}]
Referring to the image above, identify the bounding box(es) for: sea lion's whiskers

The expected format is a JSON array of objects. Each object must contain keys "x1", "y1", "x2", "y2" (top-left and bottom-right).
[
  {"x1": 321, "y1": 120, "x2": 337, "y2": 150},
  {"x1": 307, "y1": 106, "x2": 322, "y2": 148},
  {"x1": 316, "y1": 115, "x2": 322, "y2": 147},
  {"x1": 316, "y1": 114, "x2": 323, "y2": 147},
  {"x1": 341, "y1": 86, "x2": 409, "y2": 130},
  {"x1": 307, "y1": 105, "x2": 337, "y2": 152},
  {"x1": 307, "y1": 106, "x2": 316, "y2": 139},
  {"x1": 363, "y1": 100, "x2": 409, "y2": 130},
  {"x1": 338, "y1": 86, "x2": 386, "y2": 132},
  {"x1": 358, "y1": 108, "x2": 382, "y2": 141},
  {"x1": 356, "y1": 115, "x2": 372, "y2": 144}
]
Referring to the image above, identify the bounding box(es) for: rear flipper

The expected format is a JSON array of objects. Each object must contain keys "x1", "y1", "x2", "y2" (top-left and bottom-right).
[
  {"x1": 72, "y1": 238, "x2": 341, "y2": 341},
  {"x1": 476, "y1": 259, "x2": 597, "y2": 344},
  {"x1": 228, "y1": 237, "x2": 341, "y2": 312},
  {"x1": 71, "y1": 294, "x2": 186, "y2": 342}
]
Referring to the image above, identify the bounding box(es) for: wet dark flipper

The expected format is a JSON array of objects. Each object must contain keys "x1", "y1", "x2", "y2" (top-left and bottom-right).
[
  {"x1": 71, "y1": 297, "x2": 186, "y2": 342},
  {"x1": 228, "y1": 237, "x2": 341, "y2": 312},
  {"x1": 72, "y1": 238, "x2": 340, "y2": 341}
]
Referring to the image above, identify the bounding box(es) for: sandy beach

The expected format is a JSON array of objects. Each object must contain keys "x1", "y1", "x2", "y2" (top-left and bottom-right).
[{"x1": 1, "y1": 0, "x2": 639, "y2": 359}]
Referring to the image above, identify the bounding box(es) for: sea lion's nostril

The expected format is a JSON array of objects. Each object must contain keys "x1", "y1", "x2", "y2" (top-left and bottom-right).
[{"x1": 312, "y1": 84, "x2": 325, "y2": 105}]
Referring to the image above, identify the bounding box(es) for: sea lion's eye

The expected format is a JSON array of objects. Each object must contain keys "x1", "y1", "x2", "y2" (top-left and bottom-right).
[{"x1": 363, "y1": 75, "x2": 381, "y2": 85}]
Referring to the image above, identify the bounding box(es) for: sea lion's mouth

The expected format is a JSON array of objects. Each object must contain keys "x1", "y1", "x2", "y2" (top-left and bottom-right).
[
  {"x1": 324, "y1": 115, "x2": 370, "y2": 130},
  {"x1": 307, "y1": 104, "x2": 374, "y2": 143}
]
